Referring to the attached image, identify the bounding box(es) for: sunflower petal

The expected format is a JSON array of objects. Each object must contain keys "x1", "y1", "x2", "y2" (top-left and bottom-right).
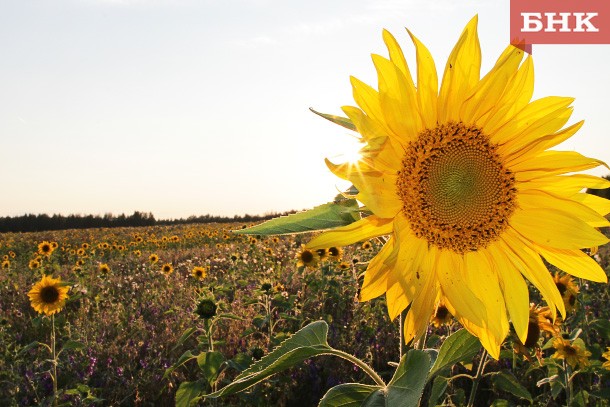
[
  {"x1": 490, "y1": 96, "x2": 574, "y2": 145},
  {"x1": 435, "y1": 249, "x2": 486, "y2": 327},
  {"x1": 481, "y1": 55, "x2": 534, "y2": 131},
  {"x1": 350, "y1": 76, "x2": 397, "y2": 140},
  {"x1": 438, "y1": 15, "x2": 481, "y2": 123},
  {"x1": 403, "y1": 269, "x2": 436, "y2": 343},
  {"x1": 517, "y1": 189, "x2": 610, "y2": 228},
  {"x1": 517, "y1": 173, "x2": 610, "y2": 196},
  {"x1": 382, "y1": 29, "x2": 415, "y2": 89},
  {"x1": 325, "y1": 159, "x2": 402, "y2": 218},
  {"x1": 407, "y1": 28, "x2": 438, "y2": 128},
  {"x1": 503, "y1": 229, "x2": 566, "y2": 319},
  {"x1": 373, "y1": 54, "x2": 422, "y2": 139},
  {"x1": 306, "y1": 215, "x2": 393, "y2": 250},
  {"x1": 463, "y1": 250, "x2": 509, "y2": 343},
  {"x1": 386, "y1": 281, "x2": 411, "y2": 321},
  {"x1": 461, "y1": 45, "x2": 524, "y2": 123},
  {"x1": 360, "y1": 237, "x2": 395, "y2": 301},
  {"x1": 510, "y1": 206, "x2": 609, "y2": 250},
  {"x1": 504, "y1": 121, "x2": 583, "y2": 167},
  {"x1": 539, "y1": 246, "x2": 608, "y2": 283},
  {"x1": 485, "y1": 243, "x2": 530, "y2": 345},
  {"x1": 571, "y1": 193, "x2": 610, "y2": 217},
  {"x1": 514, "y1": 151, "x2": 607, "y2": 182}
]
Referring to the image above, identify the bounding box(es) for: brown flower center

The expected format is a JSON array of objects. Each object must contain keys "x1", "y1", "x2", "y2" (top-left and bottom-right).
[
  {"x1": 397, "y1": 122, "x2": 517, "y2": 253},
  {"x1": 40, "y1": 285, "x2": 60, "y2": 304}
]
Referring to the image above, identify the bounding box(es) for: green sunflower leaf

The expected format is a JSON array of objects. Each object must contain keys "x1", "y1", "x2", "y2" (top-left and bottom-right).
[
  {"x1": 196, "y1": 351, "x2": 225, "y2": 385},
  {"x1": 428, "y1": 329, "x2": 481, "y2": 380},
  {"x1": 175, "y1": 379, "x2": 207, "y2": 407},
  {"x1": 318, "y1": 383, "x2": 383, "y2": 407},
  {"x1": 59, "y1": 340, "x2": 85, "y2": 352},
  {"x1": 309, "y1": 108, "x2": 357, "y2": 131},
  {"x1": 384, "y1": 350, "x2": 432, "y2": 407},
  {"x1": 233, "y1": 199, "x2": 360, "y2": 236},
  {"x1": 491, "y1": 371, "x2": 533, "y2": 403},
  {"x1": 318, "y1": 350, "x2": 430, "y2": 407}
]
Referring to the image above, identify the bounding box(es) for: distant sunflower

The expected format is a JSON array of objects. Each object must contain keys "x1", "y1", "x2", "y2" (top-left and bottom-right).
[
  {"x1": 191, "y1": 266, "x2": 207, "y2": 280},
  {"x1": 1, "y1": 260, "x2": 10, "y2": 269},
  {"x1": 162, "y1": 263, "x2": 174, "y2": 275},
  {"x1": 316, "y1": 248, "x2": 329, "y2": 261},
  {"x1": 553, "y1": 273, "x2": 580, "y2": 313},
  {"x1": 338, "y1": 261, "x2": 351, "y2": 271},
  {"x1": 149, "y1": 254, "x2": 159, "y2": 264},
  {"x1": 328, "y1": 246, "x2": 343, "y2": 261},
  {"x1": 602, "y1": 347, "x2": 610, "y2": 370},
  {"x1": 99, "y1": 263, "x2": 110, "y2": 274},
  {"x1": 28, "y1": 259, "x2": 41, "y2": 270},
  {"x1": 552, "y1": 338, "x2": 591, "y2": 369},
  {"x1": 361, "y1": 241, "x2": 372, "y2": 250},
  {"x1": 430, "y1": 302, "x2": 453, "y2": 328},
  {"x1": 37, "y1": 241, "x2": 55, "y2": 257},
  {"x1": 306, "y1": 16, "x2": 610, "y2": 358},
  {"x1": 515, "y1": 304, "x2": 561, "y2": 354},
  {"x1": 297, "y1": 245, "x2": 319, "y2": 269},
  {"x1": 28, "y1": 275, "x2": 70, "y2": 316}
]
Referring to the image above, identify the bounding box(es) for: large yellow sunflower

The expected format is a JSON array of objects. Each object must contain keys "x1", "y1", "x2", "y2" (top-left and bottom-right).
[
  {"x1": 28, "y1": 275, "x2": 70, "y2": 316},
  {"x1": 306, "y1": 16, "x2": 610, "y2": 359}
]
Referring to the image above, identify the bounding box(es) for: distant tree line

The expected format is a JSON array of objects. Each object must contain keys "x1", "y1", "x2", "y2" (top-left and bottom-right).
[{"x1": 0, "y1": 210, "x2": 296, "y2": 233}]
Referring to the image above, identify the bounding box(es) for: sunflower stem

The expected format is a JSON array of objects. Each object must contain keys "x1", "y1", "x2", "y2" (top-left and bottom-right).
[
  {"x1": 565, "y1": 361, "x2": 573, "y2": 407},
  {"x1": 466, "y1": 348, "x2": 488, "y2": 407},
  {"x1": 327, "y1": 348, "x2": 385, "y2": 387},
  {"x1": 399, "y1": 309, "x2": 407, "y2": 359},
  {"x1": 51, "y1": 314, "x2": 58, "y2": 407}
]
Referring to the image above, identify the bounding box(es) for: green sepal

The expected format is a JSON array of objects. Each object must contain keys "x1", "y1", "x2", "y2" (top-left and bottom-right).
[
  {"x1": 233, "y1": 199, "x2": 360, "y2": 236},
  {"x1": 310, "y1": 108, "x2": 356, "y2": 132}
]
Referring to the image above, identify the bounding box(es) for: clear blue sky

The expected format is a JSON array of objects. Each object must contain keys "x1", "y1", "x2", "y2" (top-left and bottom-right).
[{"x1": 1, "y1": 0, "x2": 609, "y2": 219}]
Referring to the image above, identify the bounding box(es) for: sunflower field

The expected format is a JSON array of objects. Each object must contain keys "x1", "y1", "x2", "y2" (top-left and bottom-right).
[{"x1": 1, "y1": 222, "x2": 609, "y2": 406}]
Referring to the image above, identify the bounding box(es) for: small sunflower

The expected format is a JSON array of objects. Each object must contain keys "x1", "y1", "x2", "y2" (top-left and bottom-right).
[
  {"x1": 28, "y1": 275, "x2": 70, "y2": 316},
  {"x1": 316, "y1": 248, "x2": 329, "y2": 261},
  {"x1": 361, "y1": 241, "x2": 372, "y2": 250},
  {"x1": 1, "y1": 260, "x2": 10, "y2": 269},
  {"x1": 161, "y1": 263, "x2": 174, "y2": 275},
  {"x1": 149, "y1": 254, "x2": 159, "y2": 264},
  {"x1": 191, "y1": 266, "x2": 207, "y2": 280},
  {"x1": 552, "y1": 338, "x2": 591, "y2": 369},
  {"x1": 430, "y1": 302, "x2": 453, "y2": 328},
  {"x1": 28, "y1": 259, "x2": 41, "y2": 269},
  {"x1": 306, "y1": 16, "x2": 610, "y2": 359},
  {"x1": 99, "y1": 263, "x2": 110, "y2": 274},
  {"x1": 553, "y1": 273, "x2": 580, "y2": 313},
  {"x1": 602, "y1": 347, "x2": 610, "y2": 370},
  {"x1": 515, "y1": 304, "x2": 559, "y2": 353},
  {"x1": 195, "y1": 298, "x2": 217, "y2": 320},
  {"x1": 338, "y1": 261, "x2": 351, "y2": 271},
  {"x1": 297, "y1": 245, "x2": 319, "y2": 269},
  {"x1": 328, "y1": 246, "x2": 344, "y2": 261},
  {"x1": 37, "y1": 241, "x2": 55, "y2": 257}
]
